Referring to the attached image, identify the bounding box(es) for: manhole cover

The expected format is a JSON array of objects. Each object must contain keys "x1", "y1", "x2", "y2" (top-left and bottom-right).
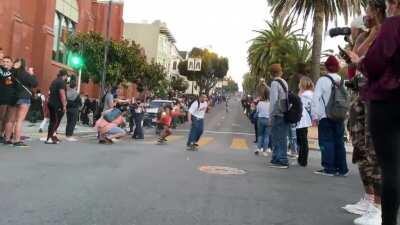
[{"x1": 198, "y1": 166, "x2": 247, "y2": 175}]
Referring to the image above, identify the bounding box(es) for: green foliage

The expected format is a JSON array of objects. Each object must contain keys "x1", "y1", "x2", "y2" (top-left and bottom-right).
[
  {"x1": 242, "y1": 72, "x2": 257, "y2": 96},
  {"x1": 223, "y1": 78, "x2": 239, "y2": 94},
  {"x1": 135, "y1": 61, "x2": 169, "y2": 97},
  {"x1": 248, "y1": 19, "x2": 312, "y2": 82},
  {"x1": 178, "y1": 48, "x2": 229, "y2": 94},
  {"x1": 66, "y1": 32, "x2": 169, "y2": 95},
  {"x1": 267, "y1": 0, "x2": 366, "y2": 80},
  {"x1": 171, "y1": 76, "x2": 189, "y2": 93}
]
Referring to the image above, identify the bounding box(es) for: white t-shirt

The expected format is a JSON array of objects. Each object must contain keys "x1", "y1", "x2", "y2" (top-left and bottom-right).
[{"x1": 189, "y1": 100, "x2": 208, "y2": 119}]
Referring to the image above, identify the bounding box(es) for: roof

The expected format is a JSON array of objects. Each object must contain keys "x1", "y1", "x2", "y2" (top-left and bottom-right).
[{"x1": 159, "y1": 26, "x2": 176, "y2": 43}]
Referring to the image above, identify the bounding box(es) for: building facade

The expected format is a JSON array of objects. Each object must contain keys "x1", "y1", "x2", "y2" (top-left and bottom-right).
[
  {"x1": 0, "y1": 0, "x2": 131, "y2": 98},
  {"x1": 124, "y1": 20, "x2": 184, "y2": 80}
]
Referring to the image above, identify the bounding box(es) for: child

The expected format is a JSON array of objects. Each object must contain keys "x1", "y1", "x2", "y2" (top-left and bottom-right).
[
  {"x1": 296, "y1": 76, "x2": 314, "y2": 167},
  {"x1": 157, "y1": 105, "x2": 182, "y2": 144}
]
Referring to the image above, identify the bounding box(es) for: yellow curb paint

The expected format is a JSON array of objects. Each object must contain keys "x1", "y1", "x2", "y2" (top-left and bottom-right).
[
  {"x1": 230, "y1": 138, "x2": 249, "y2": 150},
  {"x1": 197, "y1": 137, "x2": 214, "y2": 147}
]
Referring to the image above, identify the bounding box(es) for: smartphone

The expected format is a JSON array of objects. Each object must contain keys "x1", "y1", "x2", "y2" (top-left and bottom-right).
[{"x1": 338, "y1": 45, "x2": 352, "y2": 63}]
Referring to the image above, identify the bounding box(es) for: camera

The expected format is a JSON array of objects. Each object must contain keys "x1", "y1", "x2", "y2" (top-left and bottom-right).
[
  {"x1": 329, "y1": 27, "x2": 352, "y2": 38},
  {"x1": 345, "y1": 74, "x2": 367, "y2": 92}
]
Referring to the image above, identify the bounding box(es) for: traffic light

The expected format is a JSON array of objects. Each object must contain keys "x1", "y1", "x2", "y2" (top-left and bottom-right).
[{"x1": 68, "y1": 42, "x2": 84, "y2": 69}]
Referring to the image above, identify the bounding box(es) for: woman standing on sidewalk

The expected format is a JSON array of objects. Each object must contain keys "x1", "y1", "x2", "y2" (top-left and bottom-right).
[
  {"x1": 65, "y1": 81, "x2": 82, "y2": 142},
  {"x1": 296, "y1": 76, "x2": 314, "y2": 167},
  {"x1": 254, "y1": 88, "x2": 270, "y2": 157}
]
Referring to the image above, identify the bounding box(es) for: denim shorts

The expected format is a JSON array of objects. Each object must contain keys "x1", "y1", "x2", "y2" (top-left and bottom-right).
[
  {"x1": 17, "y1": 98, "x2": 31, "y2": 105},
  {"x1": 106, "y1": 127, "x2": 125, "y2": 135}
]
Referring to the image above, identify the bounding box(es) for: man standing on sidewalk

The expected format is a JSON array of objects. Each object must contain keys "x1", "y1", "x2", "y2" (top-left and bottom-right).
[
  {"x1": 186, "y1": 94, "x2": 208, "y2": 150},
  {"x1": 269, "y1": 64, "x2": 290, "y2": 169},
  {"x1": 312, "y1": 56, "x2": 349, "y2": 177}
]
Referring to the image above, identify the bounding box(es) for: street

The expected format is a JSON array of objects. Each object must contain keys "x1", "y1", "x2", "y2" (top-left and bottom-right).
[{"x1": 0, "y1": 99, "x2": 361, "y2": 225}]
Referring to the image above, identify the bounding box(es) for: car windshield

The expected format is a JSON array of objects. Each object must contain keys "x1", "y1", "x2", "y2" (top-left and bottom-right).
[{"x1": 149, "y1": 101, "x2": 171, "y2": 109}]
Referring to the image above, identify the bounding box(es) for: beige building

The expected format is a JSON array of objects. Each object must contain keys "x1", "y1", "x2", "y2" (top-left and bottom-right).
[{"x1": 124, "y1": 20, "x2": 183, "y2": 79}]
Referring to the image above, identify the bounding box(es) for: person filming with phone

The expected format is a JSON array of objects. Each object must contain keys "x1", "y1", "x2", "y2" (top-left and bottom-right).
[{"x1": 346, "y1": 0, "x2": 400, "y2": 225}]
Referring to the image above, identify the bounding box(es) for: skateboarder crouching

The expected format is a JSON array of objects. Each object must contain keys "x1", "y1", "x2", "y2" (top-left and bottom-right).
[{"x1": 157, "y1": 105, "x2": 182, "y2": 144}]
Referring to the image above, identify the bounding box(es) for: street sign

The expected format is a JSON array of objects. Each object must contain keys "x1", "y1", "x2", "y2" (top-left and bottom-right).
[{"x1": 188, "y1": 58, "x2": 202, "y2": 71}]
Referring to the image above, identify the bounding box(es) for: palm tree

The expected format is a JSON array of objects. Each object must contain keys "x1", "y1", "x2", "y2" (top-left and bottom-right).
[
  {"x1": 267, "y1": 0, "x2": 366, "y2": 81},
  {"x1": 248, "y1": 18, "x2": 310, "y2": 82},
  {"x1": 248, "y1": 19, "x2": 301, "y2": 80}
]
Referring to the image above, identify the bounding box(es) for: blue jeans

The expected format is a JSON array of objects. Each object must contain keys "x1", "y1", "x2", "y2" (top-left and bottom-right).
[
  {"x1": 318, "y1": 118, "x2": 349, "y2": 174},
  {"x1": 257, "y1": 118, "x2": 270, "y2": 151},
  {"x1": 271, "y1": 116, "x2": 289, "y2": 165},
  {"x1": 187, "y1": 116, "x2": 204, "y2": 146}
]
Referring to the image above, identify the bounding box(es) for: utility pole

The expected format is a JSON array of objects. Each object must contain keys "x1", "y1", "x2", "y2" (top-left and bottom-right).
[{"x1": 101, "y1": 0, "x2": 113, "y2": 96}]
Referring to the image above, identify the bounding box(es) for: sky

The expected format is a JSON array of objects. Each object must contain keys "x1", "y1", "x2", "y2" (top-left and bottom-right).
[{"x1": 123, "y1": 0, "x2": 348, "y2": 90}]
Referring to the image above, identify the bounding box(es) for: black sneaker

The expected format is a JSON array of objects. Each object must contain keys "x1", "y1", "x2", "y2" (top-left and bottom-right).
[
  {"x1": 38, "y1": 128, "x2": 43, "y2": 133},
  {"x1": 14, "y1": 142, "x2": 29, "y2": 148},
  {"x1": 0, "y1": 136, "x2": 4, "y2": 144}
]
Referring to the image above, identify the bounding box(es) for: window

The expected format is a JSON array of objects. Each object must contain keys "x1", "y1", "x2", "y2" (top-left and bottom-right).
[
  {"x1": 52, "y1": 0, "x2": 78, "y2": 64},
  {"x1": 173, "y1": 61, "x2": 177, "y2": 70}
]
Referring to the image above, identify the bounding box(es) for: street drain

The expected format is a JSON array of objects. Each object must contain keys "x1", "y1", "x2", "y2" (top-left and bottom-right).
[{"x1": 198, "y1": 166, "x2": 247, "y2": 175}]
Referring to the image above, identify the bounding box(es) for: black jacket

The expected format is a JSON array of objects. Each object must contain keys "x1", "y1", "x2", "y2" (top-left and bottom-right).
[{"x1": 14, "y1": 69, "x2": 38, "y2": 99}]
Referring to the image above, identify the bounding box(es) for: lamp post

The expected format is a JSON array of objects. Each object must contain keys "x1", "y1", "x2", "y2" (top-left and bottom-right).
[{"x1": 97, "y1": 0, "x2": 124, "y2": 96}]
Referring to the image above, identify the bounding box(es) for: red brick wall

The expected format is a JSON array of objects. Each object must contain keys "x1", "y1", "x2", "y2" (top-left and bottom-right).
[{"x1": 0, "y1": 0, "x2": 137, "y2": 98}]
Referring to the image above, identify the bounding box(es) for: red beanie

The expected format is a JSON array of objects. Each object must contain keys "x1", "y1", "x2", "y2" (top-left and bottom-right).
[{"x1": 325, "y1": 55, "x2": 340, "y2": 73}]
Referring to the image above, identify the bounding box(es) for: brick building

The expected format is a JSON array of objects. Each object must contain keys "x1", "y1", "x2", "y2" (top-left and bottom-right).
[{"x1": 0, "y1": 0, "x2": 136, "y2": 98}]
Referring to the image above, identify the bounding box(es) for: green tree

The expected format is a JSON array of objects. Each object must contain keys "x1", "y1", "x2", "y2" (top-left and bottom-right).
[
  {"x1": 223, "y1": 78, "x2": 239, "y2": 94},
  {"x1": 178, "y1": 48, "x2": 229, "y2": 95},
  {"x1": 242, "y1": 72, "x2": 257, "y2": 96},
  {"x1": 66, "y1": 32, "x2": 147, "y2": 86},
  {"x1": 248, "y1": 19, "x2": 311, "y2": 82},
  {"x1": 135, "y1": 61, "x2": 169, "y2": 97},
  {"x1": 267, "y1": 0, "x2": 366, "y2": 81},
  {"x1": 171, "y1": 76, "x2": 189, "y2": 93}
]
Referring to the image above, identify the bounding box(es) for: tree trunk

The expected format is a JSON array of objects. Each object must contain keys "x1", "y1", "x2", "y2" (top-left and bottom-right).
[{"x1": 311, "y1": 0, "x2": 324, "y2": 82}]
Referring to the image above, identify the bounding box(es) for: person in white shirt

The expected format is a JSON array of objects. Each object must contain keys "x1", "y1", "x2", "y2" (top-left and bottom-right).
[
  {"x1": 255, "y1": 90, "x2": 271, "y2": 156},
  {"x1": 296, "y1": 76, "x2": 314, "y2": 167},
  {"x1": 186, "y1": 94, "x2": 208, "y2": 150},
  {"x1": 269, "y1": 64, "x2": 290, "y2": 169},
  {"x1": 312, "y1": 55, "x2": 349, "y2": 177}
]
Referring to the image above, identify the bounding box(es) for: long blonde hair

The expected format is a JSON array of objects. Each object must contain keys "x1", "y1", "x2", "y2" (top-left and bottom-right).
[{"x1": 299, "y1": 76, "x2": 314, "y2": 93}]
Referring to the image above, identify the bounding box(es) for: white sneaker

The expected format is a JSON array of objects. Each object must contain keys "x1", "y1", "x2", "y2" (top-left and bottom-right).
[
  {"x1": 354, "y1": 204, "x2": 381, "y2": 225},
  {"x1": 343, "y1": 197, "x2": 371, "y2": 215},
  {"x1": 65, "y1": 137, "x2": 78, "y2": 142},
  {"x1": 262, "y1": 151, "x2": 269, "y2": 157},
  {"x1": 266, "y1": 149, "x2": 272, "y2": 153}
]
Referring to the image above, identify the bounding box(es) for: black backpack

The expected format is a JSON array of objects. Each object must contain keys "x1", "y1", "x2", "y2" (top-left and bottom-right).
[{"x1": 275, "y1": 79, "x2": 303, "y2": 124}]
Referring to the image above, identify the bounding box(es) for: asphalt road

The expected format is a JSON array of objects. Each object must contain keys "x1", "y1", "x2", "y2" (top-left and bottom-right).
[{"x1": 0, "y1": 99, "x2": 362, "y2": 225}]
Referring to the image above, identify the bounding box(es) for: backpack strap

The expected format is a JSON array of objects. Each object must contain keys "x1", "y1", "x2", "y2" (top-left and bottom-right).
[{"x1": 273, "y1": 78, "x2": 290, "y2": 110}]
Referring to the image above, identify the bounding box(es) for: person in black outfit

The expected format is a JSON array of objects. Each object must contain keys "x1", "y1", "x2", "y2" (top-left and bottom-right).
[
  {"x1": 65, "y1": 81, "x2": 82, "y2": 141},
  {"x1": 80, "y1": 95, "x2": 90, "y2": 126},
  {"x1": 132, "y1": 100, "x2": 145, "y2": 139},
  {"x1": 11, "y1": 59, "x2": 38, "y2": 147},
  {"x1": 1, "y1": 56, "x2": 18, "y2": 144},
  {"x1": 46, "y1": 69, "x2": 68, "y2": 144}
]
